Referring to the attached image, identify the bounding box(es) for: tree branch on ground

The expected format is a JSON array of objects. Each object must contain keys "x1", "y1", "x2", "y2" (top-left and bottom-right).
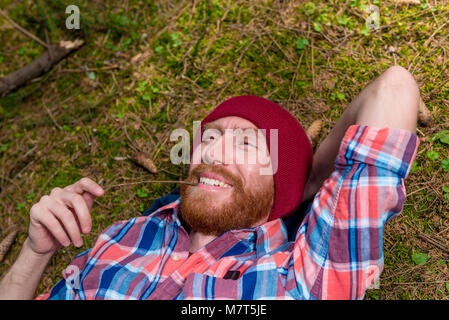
[{"x1": 0, "y1": 39, "x2": 84, "y2": 97}]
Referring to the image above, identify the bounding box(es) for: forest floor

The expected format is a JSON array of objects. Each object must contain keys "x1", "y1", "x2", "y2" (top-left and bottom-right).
[{"x1": 0, "y1": 0, "x2": 448, "y2": 299}]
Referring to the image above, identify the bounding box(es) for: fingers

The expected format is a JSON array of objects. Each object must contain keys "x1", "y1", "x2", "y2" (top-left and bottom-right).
[
  {"x1": 65, "y1": 177, "x2": 104, "y2": 197},
  {"x1": 31, "y1": 202, "x2": 71, "y2": 247},
  {"x1": 50, "y1": 188, "x2": 92, "y2": 234},
  {"x1": 28, "y1": 177, "x2": 103, "y2": 250},
  {"x1": 46, "y1": 196, "x2": 84, "y2": 247}
]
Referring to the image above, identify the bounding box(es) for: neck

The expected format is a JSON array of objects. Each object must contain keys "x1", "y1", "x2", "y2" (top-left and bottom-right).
[
  {"x1": 188, "y1": 215, "x2": 270, "y2": 253},
  {"x1": 189, "y1": 231, "x2": 217, "y2": 253}
]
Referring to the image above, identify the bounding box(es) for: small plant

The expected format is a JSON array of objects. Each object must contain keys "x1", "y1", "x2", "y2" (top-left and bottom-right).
[
  {"x1": 25, "y1": 192, "x2": 35, "y2": 200},
  {"x1": 412, "y1": 251, "x2": 429, "y2": 265},
  {"x1": 136, "y1": 188, "x2": 149, "y2": 198},
  {"x1": 443, "y1": 186, "x2": 449, "y2": 202},
  {"x1": 121, "y1": 37, "x2": 132, "y2": 51},
  {"x1": 432, "y1": 130, "x2": 449, "y2": 145},
  {"x1": 442, "y1": 158, "x2": 449, "y2": 172},
  {"x1": 17, "y1": 46, "x2": 27, "y2": 56},
  {"x1": 411, "y1": 161, "x2": 421, "y2": 173},
  {"x1": 425, "y1": 150, "x2": 440, "y2": 161},
  {"x1": 330, "y1": 92, "x2": 345, "y2": 102},
  {"x1": 295, "y1": 38, "x2": 309, "y2": 52},
  {"x1": 169, "y1": 32, "x2": 182, "y2": 48},
  {"x1": 304, "y1": 2, "x2": 316, "y2": 16}
]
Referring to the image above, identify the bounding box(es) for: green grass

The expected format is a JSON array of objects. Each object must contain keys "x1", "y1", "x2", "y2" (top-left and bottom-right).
[{"x1": 0, "y1": 0, "x2": 449, "y2": 299}]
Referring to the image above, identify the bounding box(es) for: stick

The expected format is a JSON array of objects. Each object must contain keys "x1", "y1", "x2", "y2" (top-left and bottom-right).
[
  {"x1": 104, "y1": 180, "x2": 198, "y2": 192},
  {"x1": 0, "y1": 39, "x2": 84, "y2": 96},
  {"x1": 0, "y1": 9, "x2": 49, "y2": 49},
  {"x1": 416, "y1": 232, "x2": 449, "y2": 255}
]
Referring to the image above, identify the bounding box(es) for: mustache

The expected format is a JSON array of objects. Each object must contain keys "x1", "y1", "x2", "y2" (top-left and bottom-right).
[{"x1": 186, "y1": 163, "x2": 244, "y2": 192}]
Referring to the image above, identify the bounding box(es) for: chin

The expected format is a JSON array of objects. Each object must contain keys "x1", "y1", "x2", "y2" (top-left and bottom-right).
[{"x1": 193, "y1": 187, "x2": 232, "y2": 204}]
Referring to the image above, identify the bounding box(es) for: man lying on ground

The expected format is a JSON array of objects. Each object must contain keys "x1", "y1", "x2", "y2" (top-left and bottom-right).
[{"x1": 0, "y1": 65, "x2": 420, "y2": 300}]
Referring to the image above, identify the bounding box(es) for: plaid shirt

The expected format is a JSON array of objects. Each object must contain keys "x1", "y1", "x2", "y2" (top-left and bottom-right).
[{"x1": 37, "y1": 125, "x2": 419, "y2": 300}]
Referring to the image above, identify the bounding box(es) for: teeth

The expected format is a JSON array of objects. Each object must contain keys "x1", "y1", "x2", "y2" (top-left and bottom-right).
[{"x1": 199, "y1": 177, "x2": 231, "y2": 188}]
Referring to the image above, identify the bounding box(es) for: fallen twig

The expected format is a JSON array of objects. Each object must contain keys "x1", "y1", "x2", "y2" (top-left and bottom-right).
[
  {"x1": 416, "y1": 232, "x2": 449, "y2": 255},
  {"x1": 0, "y1": 9, "x2": 49, "y2": 48},
  {"x1": 0, "y1": 39, "x2": 84, "y2": 97},
  {"x1": 104, "y1": 179, "x2": 197, "y2": 192}
]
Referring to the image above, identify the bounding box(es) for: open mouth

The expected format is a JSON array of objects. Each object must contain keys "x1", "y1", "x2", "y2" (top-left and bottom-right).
[{"x1": 197, "y1": 173, "x2": 233, "y2": 189}]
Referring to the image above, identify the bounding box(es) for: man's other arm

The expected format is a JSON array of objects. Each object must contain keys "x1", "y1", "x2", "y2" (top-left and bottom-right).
[
  {"x1": 0, "y1": 177, "x2": 104, "y2": 299},
  {"x1": 288, "y1": 66, "x2": 420, "y2": 299},
  {"x1": 302, "y1": 66, "x2": 419, "y2": 202}
]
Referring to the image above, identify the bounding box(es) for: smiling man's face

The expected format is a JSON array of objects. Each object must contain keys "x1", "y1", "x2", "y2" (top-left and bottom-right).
[{"x1": 180, "y1": 116, "x2": 275, "y2": 236}]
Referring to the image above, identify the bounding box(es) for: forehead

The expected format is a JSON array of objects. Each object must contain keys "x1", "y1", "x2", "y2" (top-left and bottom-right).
[{"x1": 204, "y1": 116, "x2": 258, "y2": 130}]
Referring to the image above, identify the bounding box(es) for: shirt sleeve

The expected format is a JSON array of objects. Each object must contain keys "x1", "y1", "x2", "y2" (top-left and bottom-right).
[
  {"x1": 35, "y1": 248, "x2": 92, "y2": 300},
  {"x1": 34, "y1": 219, "x2": 129, "y2": 300},
  {"x1": 289, "y1": 124, "x2": 419, "y2": 299}
]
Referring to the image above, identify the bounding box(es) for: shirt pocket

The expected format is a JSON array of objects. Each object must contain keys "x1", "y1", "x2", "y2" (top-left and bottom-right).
[{"x1": 182, "y1": 272, "x2": 241, "y2": 299}]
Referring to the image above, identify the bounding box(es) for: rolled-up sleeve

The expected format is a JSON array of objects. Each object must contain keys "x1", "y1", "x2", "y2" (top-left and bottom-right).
[
  {"x1": 35, "y1": 248, "x2": 91, "y2": 300},
  {"x1": 289, "y1": 125, "x2": 419, "y2": 299}
]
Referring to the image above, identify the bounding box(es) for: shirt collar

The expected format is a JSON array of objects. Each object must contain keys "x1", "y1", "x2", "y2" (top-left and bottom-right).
[{"x1": 148, "y1": 198, "x2": 289, "y2": 256}]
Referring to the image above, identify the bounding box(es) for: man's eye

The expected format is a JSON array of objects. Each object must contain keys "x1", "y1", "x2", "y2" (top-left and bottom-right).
[
  {"x1": 203, "y1": 135, "x2": 217, "y2": 143},
  {"x1": 241, "y1": 139, "x2": 256, "y2": 148}
]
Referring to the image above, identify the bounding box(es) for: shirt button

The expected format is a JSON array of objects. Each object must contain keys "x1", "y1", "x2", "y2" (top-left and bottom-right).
[{"x1": 172, "y1": 254, "x2": 180, "y2": 261}]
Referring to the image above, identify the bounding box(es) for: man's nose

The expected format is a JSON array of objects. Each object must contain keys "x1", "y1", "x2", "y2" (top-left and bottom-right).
[{"x1": 203, "y1": 132, "x2": 233, "y2": 165}]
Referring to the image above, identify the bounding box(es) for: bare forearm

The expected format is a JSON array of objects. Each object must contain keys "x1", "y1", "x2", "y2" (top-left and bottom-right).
[{"x1": 0, "y1": 238, "x2": 54, "y2": 300}]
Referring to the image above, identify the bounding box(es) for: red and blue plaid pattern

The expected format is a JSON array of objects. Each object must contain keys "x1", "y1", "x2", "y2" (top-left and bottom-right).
[{"x1": 37, "y1": 125, "x2": 419, "y2": 300}]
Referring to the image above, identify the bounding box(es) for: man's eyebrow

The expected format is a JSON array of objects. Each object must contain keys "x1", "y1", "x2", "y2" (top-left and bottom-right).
[
  {"x1": 233, "y1": 127, "x2": 258, "y2": 133},
  {"x1": 202, "y1": 124, "x2": 262, "y2": 136},
  {"x1": 202, "y1": 123, "x2": 223, "y2": 133}
]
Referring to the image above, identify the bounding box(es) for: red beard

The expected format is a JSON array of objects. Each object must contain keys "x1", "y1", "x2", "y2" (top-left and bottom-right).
[{"x1": 180, "y1": 164, "x2": 274, "y2": 236}]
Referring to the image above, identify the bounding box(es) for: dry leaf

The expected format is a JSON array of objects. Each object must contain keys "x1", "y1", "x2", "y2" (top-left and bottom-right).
[
  {"x1": 0, "y1": 229, "x2": 18, "y2": 262},
  {"x1": 306, "y1": 119, "x2": 323, "y2": 145},
  {"x1": 131, "y1": 151, "x2": 158, "y2": 173},
  {"x1": 130, "y1": 52, "x2": 150, "y2": 65},
  {"x1": 418, "y1": 98, "x2": 432, "y2": 126}
]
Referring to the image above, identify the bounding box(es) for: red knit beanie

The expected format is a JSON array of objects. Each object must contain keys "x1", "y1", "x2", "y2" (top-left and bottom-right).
[{"x1": 193, "y1": 95, "x2": 313, "y2": 221}]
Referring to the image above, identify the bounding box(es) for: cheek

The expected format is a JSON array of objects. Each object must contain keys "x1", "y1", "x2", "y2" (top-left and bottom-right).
[
  {"x1": 191, "y1": 144, "x2": 203, "y2": 165},
  {"x1": 238, "y1": 164, "x2": 273, "y2": 189}
]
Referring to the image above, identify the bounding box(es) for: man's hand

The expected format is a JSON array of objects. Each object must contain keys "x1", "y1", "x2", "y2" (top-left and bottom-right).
[{"x1": 27, "y1": 177, "x2": 104, "y2": 255}]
